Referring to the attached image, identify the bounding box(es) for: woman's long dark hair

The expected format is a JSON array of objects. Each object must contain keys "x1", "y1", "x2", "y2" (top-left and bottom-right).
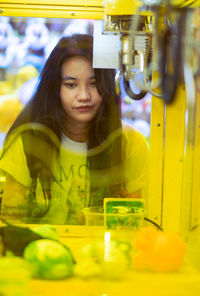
[{"x1": 3, "y1": 34, "x2": 123, "y2": 216}]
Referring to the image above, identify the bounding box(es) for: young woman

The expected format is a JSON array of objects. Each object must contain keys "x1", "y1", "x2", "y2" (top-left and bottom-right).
[{"x1": 0, "y1": 34, "x2": 149, "y2": 224}]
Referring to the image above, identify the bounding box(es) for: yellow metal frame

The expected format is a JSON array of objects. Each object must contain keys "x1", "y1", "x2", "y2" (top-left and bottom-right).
[
  {"x1": 148, "y1": 10, "x2": 200, "y2": 232},
  {"x1": 105, "y1": 0, "x2": 142, "y2": 15},
  {"x1": 190, "y1": 78, "x2": 200, "y2": 228},
  {"x1": 162, "y1": 85, "x2": 186, "y2": 232},
  {"x1": 0, "y1": 0, "x2": 104, "y2": 19},
  {"x1": 149, "y1": 81, "x2": 196, "y2": 233},
  {"x1": 148, "y1": 94, "x2": 165, "y2": 227}
]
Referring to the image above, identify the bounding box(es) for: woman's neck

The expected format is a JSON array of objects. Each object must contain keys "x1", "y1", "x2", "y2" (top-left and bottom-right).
[{"x1": 63, "y1": 122, "x2": 90, "y2": 143}]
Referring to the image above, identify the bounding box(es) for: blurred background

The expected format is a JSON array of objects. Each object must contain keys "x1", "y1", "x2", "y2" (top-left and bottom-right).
[{"x1": 0, "y1": 16, "x2": 151, "y2": 149}]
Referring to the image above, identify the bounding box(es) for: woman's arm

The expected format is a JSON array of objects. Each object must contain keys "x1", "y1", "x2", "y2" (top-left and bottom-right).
[
  {"x1": 122, "y1": 125, "x2": 149, "y2": 199},
  {"x1": 0, "y1": 173, "x2": 28, "y2": 222}
]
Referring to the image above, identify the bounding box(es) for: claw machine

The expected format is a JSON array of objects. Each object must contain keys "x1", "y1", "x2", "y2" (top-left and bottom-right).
[{"x1": 0, "y1": 1, "x2": 200, "y2": 296}]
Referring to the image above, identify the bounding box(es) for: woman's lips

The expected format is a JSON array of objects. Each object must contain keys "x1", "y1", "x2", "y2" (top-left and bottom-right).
[{"x1": 75, "y1": 105, "x2": 93, "y2": 112}]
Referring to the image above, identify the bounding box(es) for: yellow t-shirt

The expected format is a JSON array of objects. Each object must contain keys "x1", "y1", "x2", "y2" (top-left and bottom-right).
[{"x1": 0, "y1": 123, "x2": 149, "y2": 224}]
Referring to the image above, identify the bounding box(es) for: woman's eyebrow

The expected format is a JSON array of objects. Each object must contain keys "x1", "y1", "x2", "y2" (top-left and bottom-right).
[
  {"x1": 62, "y1": 75, "x2": 96, "y2": 81},
  {"x1": 89, "y1": 76, "x2": 96, "y2": 80},
  {"x1": 62, "y1": 76, "x2": 77, "y2": 81}
]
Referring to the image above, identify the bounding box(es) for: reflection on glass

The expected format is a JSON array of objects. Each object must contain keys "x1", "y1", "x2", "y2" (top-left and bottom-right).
[
  {"x1": 0, "y1": 17, "x2": 149, "y2": 225},
  {"x1": 0, "y1": 17, "x2": 93, "y2": 141},
  {"x1": 0, "y1": 122, "x2": 149, "y2": 225}
]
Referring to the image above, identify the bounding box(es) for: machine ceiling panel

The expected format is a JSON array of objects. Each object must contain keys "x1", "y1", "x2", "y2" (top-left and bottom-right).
[{"x1": 0, "y1": 0, "x2": 104, "y2": 19}]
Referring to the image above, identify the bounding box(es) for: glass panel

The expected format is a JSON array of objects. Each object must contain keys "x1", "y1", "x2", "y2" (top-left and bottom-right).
[
  {"x1": 0, "y1": 16, "x2": 94, "y2": 222},
  {"x1": 0, "y1": 16, "x2": 149, "y2": 226},
  {"x1": 0, "y1": 16, "x2": 94, "y2": 145}
]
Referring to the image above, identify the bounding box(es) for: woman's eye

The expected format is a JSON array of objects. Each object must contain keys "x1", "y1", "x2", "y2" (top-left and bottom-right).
[
  {"x1": 90, "y1": 81, "x2": 97, "y2": 88},
  {"x1": 64, "y1": 83, "x2": 77, "y2": 88}
]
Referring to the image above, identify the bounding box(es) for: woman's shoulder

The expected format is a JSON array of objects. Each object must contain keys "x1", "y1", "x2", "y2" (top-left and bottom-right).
[
  {"x1": 122, "y1": 121, "x2": 147, "y2": 143},
  {"x1": 121, "y1": 120, "x2": 149, "y2": 160}
]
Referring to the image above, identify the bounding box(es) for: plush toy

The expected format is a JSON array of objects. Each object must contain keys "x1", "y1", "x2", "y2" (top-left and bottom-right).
[{"x1": 0, "y1": 17, "x2": 19, "y2": 77}]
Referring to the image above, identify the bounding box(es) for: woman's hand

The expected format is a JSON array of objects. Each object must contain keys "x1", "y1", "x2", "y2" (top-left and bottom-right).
[{"x1": 112, "y1": 189, "x2": 141, "y2": 198}]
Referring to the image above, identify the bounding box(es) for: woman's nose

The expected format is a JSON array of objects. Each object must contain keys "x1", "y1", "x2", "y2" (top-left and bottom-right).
[{"x1": 77, "y1": 86, "x2": 91, "y2": 101}]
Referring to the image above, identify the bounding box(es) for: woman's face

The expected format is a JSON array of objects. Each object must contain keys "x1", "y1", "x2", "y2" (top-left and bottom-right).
[{"x1": 60, "y1": 56, "x2": 102, "y2": 127}]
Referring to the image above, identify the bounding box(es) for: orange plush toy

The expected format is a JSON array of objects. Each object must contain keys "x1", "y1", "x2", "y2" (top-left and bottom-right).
[{"x1": 132, "y1": 226, "x2": 186, "y2": 272}]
